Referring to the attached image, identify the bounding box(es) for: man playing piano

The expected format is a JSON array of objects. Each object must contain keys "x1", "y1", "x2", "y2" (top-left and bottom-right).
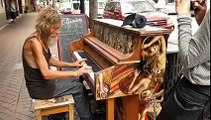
[{"x1": 22, "y1": 8, "x2": 92, "y2": 120}]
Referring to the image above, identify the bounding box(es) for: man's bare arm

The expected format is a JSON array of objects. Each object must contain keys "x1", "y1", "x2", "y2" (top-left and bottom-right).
[{"x1": 31, "y1": 40, "x2": 91, "y2": 80}]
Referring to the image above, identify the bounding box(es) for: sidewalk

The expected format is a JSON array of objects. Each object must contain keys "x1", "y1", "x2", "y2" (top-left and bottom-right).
[
  {"x1": 0, "y1": 12, "x2": 37, "y2": 120},
  {"x1": 0, "y1": 12, "x2": 63, "y2": 120}
]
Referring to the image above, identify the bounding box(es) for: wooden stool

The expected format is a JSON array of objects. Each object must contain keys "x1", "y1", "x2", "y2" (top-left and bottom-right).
[{"x1": 34, "y1": 95, "x2": 74, "y2": 120}]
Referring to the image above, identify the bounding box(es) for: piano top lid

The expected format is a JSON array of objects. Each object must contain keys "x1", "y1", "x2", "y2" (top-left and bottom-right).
[{"x1": 93, "y1": 19, "x2": 173, "y2": 36}]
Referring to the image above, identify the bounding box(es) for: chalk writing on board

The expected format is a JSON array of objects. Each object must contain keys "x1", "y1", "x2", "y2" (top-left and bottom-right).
[{"x1": 61, "y1": 17, "x2": 85, "y2": 35}]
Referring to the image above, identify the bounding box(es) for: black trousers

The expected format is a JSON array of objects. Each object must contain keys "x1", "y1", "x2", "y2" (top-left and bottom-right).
[
  {"x1": 52, "y1": 79, "x2": 91, "y2": 119},
  {"x1": 157, "y1": 76, "x2": 210, "y2": 120},
  {"x1": 11, "y1": 12, "x2": 16, "y2": 20}
]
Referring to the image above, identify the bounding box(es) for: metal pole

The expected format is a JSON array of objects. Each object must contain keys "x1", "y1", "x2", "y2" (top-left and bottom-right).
[
  {"x1": 80, "y1": 0, "x2": 85, "y2": 13},
  {"x1": 89, "y1": 0, "x2": 97, "y2": 31},
  {"x1": 89, "y1": 0, "x2": 97, "y2": 19}
]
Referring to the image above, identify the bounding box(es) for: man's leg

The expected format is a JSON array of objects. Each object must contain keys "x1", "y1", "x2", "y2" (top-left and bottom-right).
[{"x1": 53, "y1": 79, "x2": 91, "y2": 119}]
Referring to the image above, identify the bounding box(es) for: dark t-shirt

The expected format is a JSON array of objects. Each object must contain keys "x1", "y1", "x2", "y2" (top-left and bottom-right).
[{"x1": 22, "y1": 36, "x2": 55, "y2": 99}]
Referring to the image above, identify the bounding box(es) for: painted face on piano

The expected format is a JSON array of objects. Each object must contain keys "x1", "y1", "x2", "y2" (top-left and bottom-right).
[{"x1": 145, "y1": 42, "x2": 161, "y2": 57}]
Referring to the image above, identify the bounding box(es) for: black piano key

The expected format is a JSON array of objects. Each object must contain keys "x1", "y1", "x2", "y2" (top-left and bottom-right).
[{"x1": 78, "y1": 51, "x2": 102, "y2": 72}]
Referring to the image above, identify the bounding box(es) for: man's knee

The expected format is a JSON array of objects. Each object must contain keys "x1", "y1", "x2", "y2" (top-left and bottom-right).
[{"x1": 74, "y1": 82, "x2": 84, "y2": 94}]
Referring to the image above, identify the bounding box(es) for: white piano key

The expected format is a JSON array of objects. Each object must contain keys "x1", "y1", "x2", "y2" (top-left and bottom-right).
[
  {"x1": 73, "y1": 51, "x2": 82, "y2": 60},
  {"x1": 89, "y1": 71, "x2": 95, "y2": 81}
]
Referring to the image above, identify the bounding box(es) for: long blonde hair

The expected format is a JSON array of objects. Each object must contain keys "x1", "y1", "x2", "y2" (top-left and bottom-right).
[{"x1": 35, "y1": 7, "x2": 61, "y2": 43}]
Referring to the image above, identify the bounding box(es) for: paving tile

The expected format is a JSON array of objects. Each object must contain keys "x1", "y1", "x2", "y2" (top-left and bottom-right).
[
  {"x1": 12, "y1": 112, "x2": 33, "y2": 120},
  {"x1": 0, "y1": 102, "x2": 14, "y2": 109},
  {"x1": 0, "y1": 113, "x2": 10, "y2": 120},
  {"x1": 0, "y1": 106, "x2": 13, "y2": 115}
]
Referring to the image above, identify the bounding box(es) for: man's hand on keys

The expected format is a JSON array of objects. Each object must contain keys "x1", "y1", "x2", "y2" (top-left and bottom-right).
[
  {"x1": 74, "y1": 58, "x2": 87, "y2": 67},
  {"x1": 77, "y1": 65, "x2": 92, "y2": 76}
]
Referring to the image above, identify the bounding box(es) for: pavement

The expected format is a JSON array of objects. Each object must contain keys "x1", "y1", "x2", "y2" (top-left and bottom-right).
[
  {"x1": 0, "y1": 12, "x2": 77, "y2": 120},
  {"x1": 0, "y1": 12, "x2": 37, "y2": 120}
]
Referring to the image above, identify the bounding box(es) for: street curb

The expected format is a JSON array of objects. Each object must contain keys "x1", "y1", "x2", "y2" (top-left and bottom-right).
[{"x1": 0, "y1": 24, "x2": 9, "y2": 31}]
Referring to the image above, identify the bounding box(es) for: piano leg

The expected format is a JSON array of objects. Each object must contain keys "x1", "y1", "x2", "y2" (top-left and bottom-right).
[
  {"x1": 106, "y1": 98, "x2": 115, "y2": 120},
  {"x1": 123, "y1": 95, "x2": 139, "y2": 120}
]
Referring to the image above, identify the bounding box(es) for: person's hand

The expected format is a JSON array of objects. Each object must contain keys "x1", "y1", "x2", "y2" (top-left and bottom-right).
[
  {"x1": 176, "y1": 0, "x2": 191, "y2": 14},
  {"x1": 74, "y1": 59, "x2": 87, "y2": 67},
  {"x1": 193, "y1": 0, "x2": 207, "y2": 25},
  {"x1": 99, "y1": 88, "x2": 108, "y2": 99},
  {"x1": 98, "y1": 73, "x2": 108, "y2": 99},
  {"x1": 134, "y1": 69, "x2": 141, "y2": 78},
  {"x1": 77, "y1": 65, "x2": 92, "y2": 76},
  {"x1": 128, "y1": 69, "x2": 141, "y2": 91}
]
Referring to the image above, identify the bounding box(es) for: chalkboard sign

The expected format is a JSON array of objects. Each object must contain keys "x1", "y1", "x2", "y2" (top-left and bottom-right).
[{"x1": 58, "y1": 14, "x2": 89, "y2": 64}]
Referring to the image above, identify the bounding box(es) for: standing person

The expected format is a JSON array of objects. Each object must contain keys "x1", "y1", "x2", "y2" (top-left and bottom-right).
[
  {"x1": 24, "y1": 5, "x2": 29, "y2": 14},
  {"x1": 22, "y1": 7, "x2": 92, "y2": 120},
  {"x1": 157, "y1": 0, "x2": 210, "y2": 120},
  {"x1": 10, "y1": 0, "x2": 17, "y2": 22}
]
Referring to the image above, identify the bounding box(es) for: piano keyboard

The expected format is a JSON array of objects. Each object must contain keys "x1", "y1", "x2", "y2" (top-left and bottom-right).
[{"x1": 73, "y1": 51, "x2": 102, "y2": 80}]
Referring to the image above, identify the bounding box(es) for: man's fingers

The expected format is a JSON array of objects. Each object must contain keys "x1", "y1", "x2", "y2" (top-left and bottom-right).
[
  {"x1": 78, "y1": 58, "x2": 86, "y2": 63},
  {"x1": 81, "y1": 58, "x2": 87, "y2": 61},
  {"x1": 84, "y1": 66, "x2": 92, "y2": 72}
]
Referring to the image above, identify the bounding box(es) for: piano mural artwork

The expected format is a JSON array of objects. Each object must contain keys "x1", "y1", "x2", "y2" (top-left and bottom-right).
[{"x1": 69, "y1": 19, "x2": 173, "y2": 120}]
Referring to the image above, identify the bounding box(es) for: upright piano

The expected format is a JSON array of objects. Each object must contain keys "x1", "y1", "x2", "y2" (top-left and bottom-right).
[{"x1": 69, "y1": 19, "x2": 173, "y2": 120}]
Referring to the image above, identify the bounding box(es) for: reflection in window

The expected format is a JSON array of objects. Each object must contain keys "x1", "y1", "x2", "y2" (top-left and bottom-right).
[
  {"x1": 121, "y1": 3, "x2": 133, "y2": 13},
  {"x1": 121, "y1": 1, "x2": 156, "y2": 14},
  {"x1": 98, "y1": 2, "x2": 105, "y2": 9},
  {"x1": 115, "y1": 3, "x2": 121, "y2": 11}
]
